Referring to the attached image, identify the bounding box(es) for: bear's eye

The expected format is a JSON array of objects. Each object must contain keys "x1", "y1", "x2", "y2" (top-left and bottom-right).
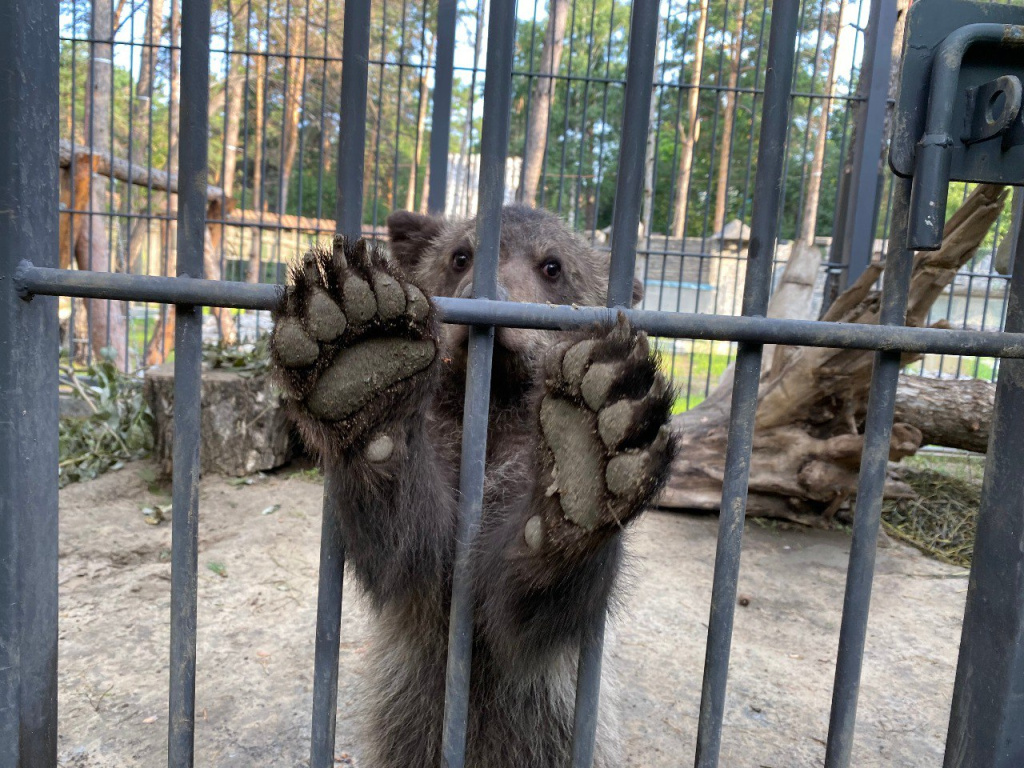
[
  {"x1": 541, "y1": 258, "x2": 562, "y2": 279},
  {"x1": 451, "y1": 249, "x2": 472, "y2": 272}
]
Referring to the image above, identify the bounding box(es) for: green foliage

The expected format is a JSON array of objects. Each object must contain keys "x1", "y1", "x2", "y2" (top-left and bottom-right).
[
  {"x1": 202, "y1": 336, "x2": 272, "y2": 378},
  {"x1": 59, "y1": 352, "x2": 154, "y2": 488},
  {"x1": 656, "y1": 340, "x2": 733, "y2": 413},
  {"x1": 58, "y1": 0, "x2": 865, "y2": 240}
]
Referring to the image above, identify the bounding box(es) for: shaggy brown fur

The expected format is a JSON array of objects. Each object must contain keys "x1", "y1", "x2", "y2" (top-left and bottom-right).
[{"x1": 269, "y1": 205, "x2": 675, "y2": 767}]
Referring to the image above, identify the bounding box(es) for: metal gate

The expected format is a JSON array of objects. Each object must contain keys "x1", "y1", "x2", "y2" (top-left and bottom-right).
[{"x1": 3, "y1": 0, "x2": 1024, "y2": 766}]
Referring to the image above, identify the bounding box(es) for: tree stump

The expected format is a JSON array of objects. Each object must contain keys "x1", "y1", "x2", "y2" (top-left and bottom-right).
[{"x1": 144, "y1": 363, "x2": 294, "y2": 478}]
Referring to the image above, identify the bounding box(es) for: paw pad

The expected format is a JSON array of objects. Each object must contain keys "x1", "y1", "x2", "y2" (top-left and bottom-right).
[
  {"x1": 270, "y1": 237, "x2": 439, "y2": 457},
  {"x1": 540, "y1": 318, "x2": 675, "y2": 531}
]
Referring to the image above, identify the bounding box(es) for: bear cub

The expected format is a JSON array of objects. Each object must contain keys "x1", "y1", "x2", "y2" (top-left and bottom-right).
[{"x1": 270, "y1": 205, "x2": 676, "y2": 768}]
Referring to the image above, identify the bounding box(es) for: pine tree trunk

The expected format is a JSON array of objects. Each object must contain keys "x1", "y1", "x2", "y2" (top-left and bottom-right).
[
  {"x1": 764, "y1": 0, "x2": 846, "y2": 373},
  {"x1": 799, "y1": 5, "x2": 843, "y2": 243},
  {"x1": 145, "y1": 0, "x2": 182, "y2": 367},
  {"x1": 406, "y1": 33, "x2": 435, "y2": 212},
  {"x1": 518, "y1": 0, "x2": 571, "y2": 207},
  {"x1": 221, "y1": 1, "x2": 247, "y2": 199},
  {"x1": 247, "y1": 53, "x2": 267, "y2": 284},
  {"x1": 82, "y1": 0, "x2": 128, "y2": 370},
  {"x1": 125, "y1": 0, "x2": 166, "y2": 275},
  {"x1": 278, "y1": 21, "x2": 307, "y2": 214},
  {"x1": 641, "y1": 81, "x2": 660, "y2": 237},
  {"x1": 454, "y1": 0, "x2": 486, "y2": 217},
  {"x1": 669, "y1": 0, "x2": 709, "y2": 239},
  {"x1": 712, "y1": 3, "x2": 744, "y2": 236}
]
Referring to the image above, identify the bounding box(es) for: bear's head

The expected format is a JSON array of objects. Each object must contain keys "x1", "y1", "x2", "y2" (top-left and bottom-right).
[{"x1": 386, "y1": 205, "x2": 643, "y2": 402}]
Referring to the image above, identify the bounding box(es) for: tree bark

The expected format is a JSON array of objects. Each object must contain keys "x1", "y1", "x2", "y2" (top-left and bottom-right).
[
  {"x1": 659, "y1": 184, "x2": 1008, "y2": 518},
  {"x1": 669, "y1": 0, "x2": 709, "y2": 239},
  {"x1": 712, "y1": 2, "x2": 744, "y2": 236},
  {"x1": 767, "y1": 2, "x2": 846, "y2": 334},
  {"x1": 278, "y1": 19, "x2": 308, "y2": 214},
  {"x1": 518, "y1": 0, "x2": 571, "y2": 207},
  {"x1": 641, "y1": 80, "x2": 660, "y2": 237},
  {"x1": 134, "y1": 0, "x2": 165, "y2": 132},
  {"x1": 894, "y1": 375, "x2": 994, "y2": 454},
  {"x1": 406, "y1": 31, "x2": 436, "y2": 213},
  {"x1": 453, "y1": 0, "x2": 486, "y2": 217},
  {"x1": 764, "y1": 2, "x2": 846, "y2": 373},
  {"x1": 82, "y1": 0, "x2": 128, "y2": 370},
  {"x1": 221, "y1": 0, "x2": 247, "y2": 199},
  {"x1": 247, "y1": 52, "x2": 267, "y2": 284},
  {"x1": 798, "y1": 3, "x2": 844, "y2": 248},
  {"x1": 145, "y1": 0, "x2": 181, "y2": 367}
]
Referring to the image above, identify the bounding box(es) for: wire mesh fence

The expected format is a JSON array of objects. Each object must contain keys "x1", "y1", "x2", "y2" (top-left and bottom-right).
[
  {"x1": 9, "y1": 0, "x2": 1024, "y2": 766},
  {"x1": 57, "y1": 0, "x2": 1016, "y2": 400}
]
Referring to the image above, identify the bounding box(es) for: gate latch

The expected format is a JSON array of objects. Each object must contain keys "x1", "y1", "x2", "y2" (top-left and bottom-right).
[
  {"x1": 963, "y1": 75, "x2": 1023, "y2": 147},
  {"x1": 889, "y1": 0, "x2": 1024, "y2": 251}
]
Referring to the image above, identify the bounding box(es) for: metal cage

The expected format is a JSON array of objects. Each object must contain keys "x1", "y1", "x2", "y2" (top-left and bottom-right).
[{"x1": 3, "y1": 0, "x2": 1024, "y2": 767}]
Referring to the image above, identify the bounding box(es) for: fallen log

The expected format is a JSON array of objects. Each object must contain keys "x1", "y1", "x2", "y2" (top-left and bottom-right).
[
  {"x1": 893, "y1": 374, "x2": 993, "y2": 454},
  {"x1": 659, "y1": 183, "x2": 1007, "y2": 519}
]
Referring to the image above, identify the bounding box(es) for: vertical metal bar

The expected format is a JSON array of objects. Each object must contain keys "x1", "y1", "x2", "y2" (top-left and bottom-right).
[
  {"x1": 823, "y1": 177, "x2": 914, "y2": 768},
  {"x1": 570, "y1": 1, "x2": 659, "y2": 766},
  {"x1": 167, "y1": 1, "x2": 211, "y2": 766},
  {"x1": 693, "y1": 0, "x2": 800, "y2": 764},
  {"x1": 943, "y1": 195, "x2": 1024, "y2": 768},
  {"x1": 309, "y1": 0, "x2": 371, "y2": 765},
  {"x1": 822, "y1": 0, "x2": 896, "y2": 312},
  {"x1": 440, "y1": 0, "x2": 515, "y2": 764},
  {"x1": 0, "y1": 1, "x2": 60, "y2": 765},
  {"x1": 428, "y1": 0, "x2": 457, "y2": 215},
  {"x1": 606, "y1": 0, "x2": 660, "y2": 309},
  {"x1": 335, "y1": 0, "x2": 370, "y2": 240},
  {"x1": 309, "y1": 472, "x2": 346, "y2": 768}
]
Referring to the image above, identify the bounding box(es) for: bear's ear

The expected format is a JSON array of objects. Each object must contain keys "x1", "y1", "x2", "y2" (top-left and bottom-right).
[
  {"x1": 386, "y1": 210, "x2": 444, "y2": 274},
  {"x1": 632, "y1": 276, "x2": 644, "y2": 307}
]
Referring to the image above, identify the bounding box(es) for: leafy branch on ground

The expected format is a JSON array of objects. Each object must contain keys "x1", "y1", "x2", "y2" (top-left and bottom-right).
[
  {"x1": 202, "y1": 337, "x2": 271, "y2": 378},
  {"x1": 59, "y1": 352, "x2": 154, "y2": 488}
]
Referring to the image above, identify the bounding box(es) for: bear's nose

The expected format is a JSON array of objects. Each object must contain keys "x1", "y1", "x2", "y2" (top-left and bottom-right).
[{"x1": 458, "y1": 281, "x2": 510, "y2": 302}]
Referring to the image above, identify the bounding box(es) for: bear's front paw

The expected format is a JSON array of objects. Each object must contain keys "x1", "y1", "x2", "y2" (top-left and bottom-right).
[
  {"x1": 538, "y1": 315, "x2": 676, "y2": 532},
  {"x1": 270, "y1": 236, "x2": 439, "y2": 458}
]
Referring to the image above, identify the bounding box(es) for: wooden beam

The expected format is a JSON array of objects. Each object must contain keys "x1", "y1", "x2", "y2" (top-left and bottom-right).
[{"x1": 58, "y1": 138, "x2": 225, "y2": 202}]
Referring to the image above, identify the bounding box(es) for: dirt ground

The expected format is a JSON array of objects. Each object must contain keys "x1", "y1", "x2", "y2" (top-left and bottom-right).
[{"x1": 57, "y1": 461, "x2": 968, "y2": 767}]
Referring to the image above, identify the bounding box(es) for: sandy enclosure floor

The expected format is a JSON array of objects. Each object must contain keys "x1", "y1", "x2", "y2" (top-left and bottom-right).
[{"x1": 56, "y1": 462, "x2": 967, "y2": 767}]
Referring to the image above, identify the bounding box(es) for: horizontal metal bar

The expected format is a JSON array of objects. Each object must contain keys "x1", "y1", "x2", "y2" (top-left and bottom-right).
[
  {"x1": 16, "y1": 262, "x2": 1024, "y2": 358},
  {"x1": 16, "y1": 262, "x2": 284, "y2": 309}
]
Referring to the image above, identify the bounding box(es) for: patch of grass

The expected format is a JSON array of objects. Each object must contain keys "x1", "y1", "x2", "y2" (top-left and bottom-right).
[
  {"x1": 881, "y1": 454, "x2": 984, "y2": 568},
  {"x1": 964, "y1": 357, "x2": 997, "y2": 381},
  {"x1": 207, "y1": 561, "x2": 228, "y2": 578},
  {"x1": 290, "y1": 466, "x2": 323, "y2": 482},
  {"x1": 654, "y1": 341, "x2": 732, "y2": 413},
  {"x1": 59, "y1": 353, "x2": 154, "y2": 488}
]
